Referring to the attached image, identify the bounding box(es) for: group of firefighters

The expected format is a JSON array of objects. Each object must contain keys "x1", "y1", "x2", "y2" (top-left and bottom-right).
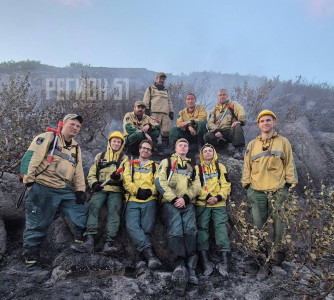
[{"x1": 19, "y1": 72, "x2": 298, "y2": 294}]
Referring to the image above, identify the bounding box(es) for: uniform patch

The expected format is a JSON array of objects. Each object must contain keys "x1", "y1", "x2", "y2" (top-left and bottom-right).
[
  {"x1": 56, "y1": 145, "x2": 62, "y2": 152},
  {"x1": 36, "y1": 137, "x2": 45, "y2": 145}
]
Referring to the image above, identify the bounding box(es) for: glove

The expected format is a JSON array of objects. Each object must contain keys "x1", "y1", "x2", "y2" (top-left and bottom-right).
[
  {"x1": 110, "y1": 171, "x2": 121, "y2": 181},
  {"x1": 169, "y1": 112, "x2": 174, "y2": 120},
  {"x1": 137, "y1": 188, "x2": 152, "y2": 200},
  {"x1": 92, "y1": 182, "x2": 103, "y2": 192},
  {"x1": 75, "y1": 191, "x2": 87, "y2": 205},
  {"x1": 145, "y1": 108, "x2": 151, "y2": 116}
]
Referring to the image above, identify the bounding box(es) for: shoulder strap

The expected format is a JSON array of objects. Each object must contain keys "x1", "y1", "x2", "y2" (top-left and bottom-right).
[
  {"x1": 197, "y1": 164, "x2": 204, "y2": 186},
  {"x1": 152, "y1": 162, "x2": 156, "y2": 175},
  {"x1": 166, "y1": 157, "x2": 172, "y2": 177},
  {"x1": 149, "y1": 86, "x2": 152, "y2": 112},
  {"x1": 96, "y1": 152, "x2": 106, "y2": 180},
  {"x1": 215, "y1": 161, "x2": 221, "y2": 180}
]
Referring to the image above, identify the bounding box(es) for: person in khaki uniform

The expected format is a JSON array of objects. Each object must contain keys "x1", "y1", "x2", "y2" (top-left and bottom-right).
[
  {"x1": 155, "y1": 138, "x2": 201, "y2": 295},
  {"x1": 204, "y1": 89, "x2": 247, "y2": 159},
  {"x1": 169, "y1": 93, "x2": 207, "y2": 151},
  {"x1": 123, "y1": 140, "x2": 162, "y2": 270},
  {"x1": 123, "y1": 101, "x2": 160, "y2": 155},
  {"x1": 241, "y1": 110, "x2": 298, "y2": 280},
  {"x1": 71, "y1": 131, "x2": 128, "y2": 255},
  {"x1": 195, "y1": 144, "x2": 231, "y2": 278},
  {"x1": 20, "y1": 114, "x2": 88, "y2": 274},
  {"x1": 143, "y1": 72, "x2": 174, "y2": 153}
]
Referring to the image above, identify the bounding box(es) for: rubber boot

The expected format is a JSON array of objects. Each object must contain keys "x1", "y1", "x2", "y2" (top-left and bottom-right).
[
  {"x1": 158, "y1": 136, "x2": 171, "y2": 155},
  {"x1": 70, "y1": 234, "x2": 94, "y2": 253},
  {"x1": 198, "y1": 250, "x2": 214, "y2": 276},
  {"x1": 187, "y1": 254, "x2": 199, "y2": 285},
  {"x1": 217, "y1": 251, "x2": 232, "y2": 278},
  {"x1": 232, "y1": 146, "x2": 244, "y2": 160},
  {"x1": 172, "y1": 257, "x2": 189, "y2": 296},
  {"x1": 102, "y1": 241, "x2": 118, "y2": 255},
  {"x1": 24, "y1": 248, "x2": 50, "y2": 277},
  {"x1": 142, "y1": 247, "x2": 162, "y2": 270}
]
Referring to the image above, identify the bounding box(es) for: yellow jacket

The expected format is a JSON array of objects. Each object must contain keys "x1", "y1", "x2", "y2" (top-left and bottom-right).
[
  {"x1": 123, "y1": 160, "x2": 158, "y2": 203},
  {"x1": 207, "y1": 100, "x2": 247, "y2": 132},
  {"x1": 195, "y1": 145, "x2": 231, "y2": 207},
  {"x1": 20, "y1": 132, "x2": 85, "y2": 191},
  {"x1": 155, "y1": 154, "x2": 201, "y2": 204},
  {"x1": 87, "y1": 139, "x2": 128, "y2": 193},
  {"x1": 176, "y1": 105, "x2": 207, "y2": 129},
  {"x1": 123, "y1": 112, "x2": 160, "y2": 137},
  {"x1": 241, "y1": 132, "x2": 298, "y2": 192},
  {"x1": 143, "y1": 84, "x2": 173, "y2": 114}
]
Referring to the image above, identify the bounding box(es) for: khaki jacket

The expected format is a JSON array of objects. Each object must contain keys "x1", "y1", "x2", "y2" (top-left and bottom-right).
[
  {"x1": 123, "y1": 112, "x2": 160, "y2": 137},
  {"x1": 241, "y1": 132, "x2": 298, "y2": 192},
  {"x1": 87, "y1": 140, "x2": 128, "y2": 193},
  {"x1": 176, "y1": 105, "x2": 207, "y2": 129},
  {"x1": 123, "y1": 160, "x2": 158, "y2": 203},
  {"x1": 195, "y1": 145, "x2": 231, "y2": 207},
  {"x1": 155, "y1": 154, "x2": 201, "y2": 204},
  {"x1": 21, "y1": 132, "x2": 85, "y2": 191},
  {"x1": 207, "y1": 100, "x2": 247, "y2": 132},
  {"x1": 143, "y1": 84, "x2": 173, "y2": 114}
]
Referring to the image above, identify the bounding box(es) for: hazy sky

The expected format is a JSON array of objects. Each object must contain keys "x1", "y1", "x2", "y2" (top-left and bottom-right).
[{"x1": 1, "y1": 0, "x2": 333, "y2": 84}]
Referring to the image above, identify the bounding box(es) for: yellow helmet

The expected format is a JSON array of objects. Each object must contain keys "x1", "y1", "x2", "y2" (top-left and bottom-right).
[
  {"x1": 257, "y1": 110, "x2": 277, "y2": 123},
  {"x1": 108, "y1": 131, "x2": 124, "y2": 142}
]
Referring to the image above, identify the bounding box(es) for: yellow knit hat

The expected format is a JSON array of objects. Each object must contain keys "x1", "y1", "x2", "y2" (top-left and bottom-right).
[{"x1": 257, "y1": 110, "x2": 277, "y2": 123}]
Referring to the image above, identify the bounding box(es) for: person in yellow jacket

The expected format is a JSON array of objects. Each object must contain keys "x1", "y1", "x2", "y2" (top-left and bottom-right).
[
  {"x1": 241, "y1": 110, "x2": 298, "y2": 280},
  {"x1": 169, "y1": 93, "x2": 208, "y2": 151},
  {"x1": 123, "y1": 101, "x2": 160, "y2": 155},
  {"x1": 143, "y1": 72, "x2": 174, "y2": 154},
  {"x1": 123, "y1": 140, "x2": 162, "y2": 270},
  {"x1": 204, "y1": 89, "x2": 247, "y2": 159},
  {"x1": 20, "y1": 114, "x2": 88, "y2": 274},
  {"x1": 71, "y1": 131, "x2": 128, "y2": 254},
  {"x1": 195, "y1": 144, "x2": 231, "y2": 278},
  {"x1": 155, "y1": 138, "x2": 201, "y2": 294}
]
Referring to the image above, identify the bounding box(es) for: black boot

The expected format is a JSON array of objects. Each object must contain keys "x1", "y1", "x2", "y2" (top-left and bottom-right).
[
  {"x1": 158, "y1": 137, "x2": 171, "y2": 155},
  {"x1": 276, "y1": 251, "x2": 285, "y2": 266},
  {"x1": 217, "y1": 251, "x2": 232, "y2": 278},
  {"x1": 187, "y1": 254, "x2": 198, "y2": 285},
  {"x1": 172, "y1": 257, "x2": 189, "y2": 297},
  {"x1": 198, "y1": 250, "x2": 214, "y2": 276},
  {"x1": 24, "y1": 248, "x2": 50, "y2": 277},
  {"x1": 142, "y1": 247, "x2": 162, "y2": 270},
  {"x1": 71, "y1": 234, "x2": 94, "y2": 253},
  {"x1": 102, "y1": 241, "x2": 118, "y2": 255},
  {"x1": 233, "y1": 146, "x2": 244, "y2": 160}
]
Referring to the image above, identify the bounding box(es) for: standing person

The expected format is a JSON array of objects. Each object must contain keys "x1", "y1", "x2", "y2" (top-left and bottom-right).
[
  {"x1": 123, "y1": 101, "x2": 160, "y2": 155},
  {"x1": 20, "y1": 114, "x2": 88, "y2": 274},
  {"x1": 241, "y1": 110, "x2": 298, "y2": 280},
  {"x1": 71, "y1": 131, "x2": 128, "y2": 254},
  {"x1": 155, "y1": 138, "x2": 201, "y2": 295},
  {"x1": 123, "y1": 140, "x2": 162, "y2": 270},
  {"x1": 143, "y1": 72, "x2": 174, "y2": 154},
  {"x1": 195, "y1": 144, "x2": 232, "y2": 278},
  {"x1": 204, "y1": 89, "x2": 247, "y2": 159},
  {"x1": 169, "y1": 93, "x2": 207, "y2": 151}
]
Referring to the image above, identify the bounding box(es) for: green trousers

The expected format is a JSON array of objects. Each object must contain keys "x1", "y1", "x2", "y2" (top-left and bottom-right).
[
  {"x1": 23, "y1": 183, "x2": 89, "y2": 260},
  {"x1": 125, "y1": 129, "x2": 160, "y2": 149},
  {"x1": 196, "y1": 206, "x2": 230, "y2": 252},
  {"x1": 169, "y1": 120, "x2": 207, "y2": 143},
  {"x1": 85, "y1": 191, "x2": 123, "y2": 242},
  {"x1": 204, "y1": 123, "x2": 245, "y2": 147},
  {"x1": 247, "y1": 186, "x2": 288, "y2": 244},
  {"x1": 125, "y1": 200, "x2": 157, "y2": 252}
]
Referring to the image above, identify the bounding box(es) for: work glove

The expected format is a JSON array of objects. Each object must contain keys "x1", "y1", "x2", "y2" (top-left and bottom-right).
[
  {"x1": 110, "y1": 171, "x2": 121, "y2": 181},
  {"x1": 92, "y1": 182, "x2": 103, "y2": 192},
  {"x1": 75, "y1": 191, "x2": 87, "y2": 205},
  {"x1": 169, "y1": 112, "x2": 174, "y2": 120},
  {"x1": 137, "y1": 188, "x2": 152, "y2": 200}
]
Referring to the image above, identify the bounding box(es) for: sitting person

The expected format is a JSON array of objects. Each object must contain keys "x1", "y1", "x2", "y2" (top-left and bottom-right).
[
  {"x1": 123, "y1": 140, "x2": 162, "y2": 270},
  {"x1": 71, "y1": 131, "x2": 128, "y2": 254}
]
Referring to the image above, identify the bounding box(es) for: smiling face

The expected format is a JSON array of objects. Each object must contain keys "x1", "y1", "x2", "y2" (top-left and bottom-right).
[
  {"x1": 139, "y1": 142, "x2": 153, "y2": 160},
  {"x1": 134, "y1": 105, "x2": 145, "y2": 118},
  {"x1": 61, "y1": 118, "x2": 81, "y2": 141},
  {"x1": 185, "y1": 94, "x2": 196, "y2": 109},
  {"x1": 110, "y1": 137, "x2": 122, "y2": 151},
  {"x1": 258, "y1": 115, "x2": 275, "y2": 135}
]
